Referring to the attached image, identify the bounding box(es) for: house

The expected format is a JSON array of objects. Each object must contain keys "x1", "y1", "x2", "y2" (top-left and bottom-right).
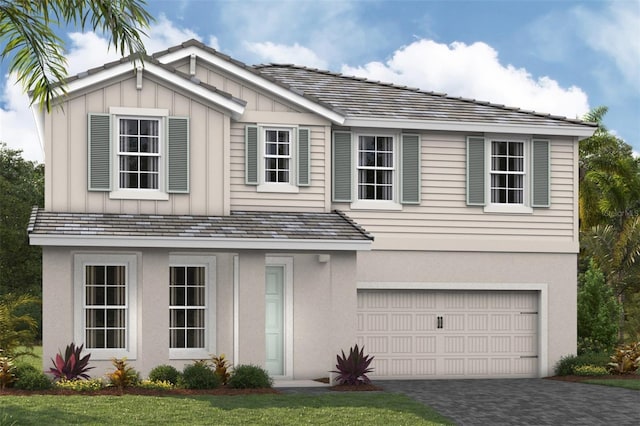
[{"x1": 28, "y1": 39, "x2": 596, "y2": 380}]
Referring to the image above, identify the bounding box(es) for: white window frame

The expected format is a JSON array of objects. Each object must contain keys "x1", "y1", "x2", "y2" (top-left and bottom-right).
[
  {"x1": 109, "y1": 107, "x2": 169, "y2": 201},
  {"x1": 257, "y1": 125, "x2": 299, "y2": 193},
  {"x1": 74, "y1": 253, "x2": 138, "y2": 360},
  {"x1": 350, "y1": 130, "x2": 402, "y2": 210},
  {"x1": 169, "y1": 254, "x2": 216, "y2": 360},
  {"x1": 484, "y1": 135, "x2": 533, "y2": 214}
]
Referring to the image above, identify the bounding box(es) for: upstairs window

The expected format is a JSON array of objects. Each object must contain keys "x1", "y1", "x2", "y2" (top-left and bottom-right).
[
  {"x1": 264, "y1": 129, "x2": 291, "y2": 183},
  {"x1": 357, "y1": 135, "x2": 394, "y2": 201},
  {"x1": 490, "y1": 141, "x2": 524, "y2": 204},
  {"x1": 118, "y1": 118, "x2": 160, "y2": 190},
  {"x1": 88, "y1": 108, "x2": 189, "y2": 200}
]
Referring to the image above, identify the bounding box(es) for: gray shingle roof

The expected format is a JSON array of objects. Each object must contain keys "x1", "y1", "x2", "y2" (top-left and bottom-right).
[
  {"x1": 28, "y1": 208, "x2": 373, "y2": 242},
  {"x1": 255, "y1": 64, "x2": 596, "y2": 129}
]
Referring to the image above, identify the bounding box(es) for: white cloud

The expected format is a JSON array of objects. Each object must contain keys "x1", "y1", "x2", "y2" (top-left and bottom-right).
[
  {"x1": 341, "y1": 39, "x2": 590, "y2": 119},
  {"x1": 0, "y1": 15, "x2": 203, "y2": 163},
  {"x1": 0, "y1": 74, "x2": 42, "y2": 162},
  {"x1": 244, "y1": 41, "x2": 328, "y2": 69},
  {"x1": 572, "y1": 1, "x2": 640, "y2": 93}
]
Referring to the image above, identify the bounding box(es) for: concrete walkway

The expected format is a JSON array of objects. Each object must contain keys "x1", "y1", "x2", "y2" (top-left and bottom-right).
[{"x1": 379, "y1": 379, "x2": 640, "y2": 426}]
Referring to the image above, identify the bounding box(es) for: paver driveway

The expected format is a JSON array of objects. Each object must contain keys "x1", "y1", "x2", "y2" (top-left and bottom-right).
[{"x1": 380, "y1": 379, "x2": 639, "y2": 426}]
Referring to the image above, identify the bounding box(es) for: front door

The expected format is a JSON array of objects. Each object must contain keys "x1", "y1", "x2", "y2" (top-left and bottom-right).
[{"x1": 265, "y1": 265, "x2": 285, "y2": 376}]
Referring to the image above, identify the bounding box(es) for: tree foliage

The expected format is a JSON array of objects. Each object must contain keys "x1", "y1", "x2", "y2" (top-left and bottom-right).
[
  {"x1": 0, "y1": 143, "x2": 44, "y2": 298},
  {"x1": 0, "y1": 293, "x2": 40, "y2": 356},
  {"x1": 0, "y1": 0, "x2": 153, "y2": 110},
  {"x1": 577, "y1": 261, "x2": 621, "y2": 354}
]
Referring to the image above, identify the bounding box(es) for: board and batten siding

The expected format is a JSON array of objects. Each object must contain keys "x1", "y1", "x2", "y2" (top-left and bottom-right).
[
  {"x1": 335, "y1": 132, "x2": 578, "y2": 253},
  {"x1": 45, "y1": 74, "x2": 229, "y2": 216},
  {"x1": 229, "y1": 122, "x2": 329, "y2": 212},
  {"x1": 172, "y1": 59, "x2": 300, "y2": 113}
]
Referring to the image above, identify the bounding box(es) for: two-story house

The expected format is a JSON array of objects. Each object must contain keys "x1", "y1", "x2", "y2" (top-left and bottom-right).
[{"x1": 28, "y1": 39, "x2": 596, "y2": 380}]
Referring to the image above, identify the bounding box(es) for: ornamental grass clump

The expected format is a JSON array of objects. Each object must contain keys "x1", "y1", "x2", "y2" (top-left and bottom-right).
[
  {"x1": 48, "y1": 343, "x2": 94, "y2": 381},
  {"x1": 331, "y1": 344, "x2": 374, "y2": 386}
]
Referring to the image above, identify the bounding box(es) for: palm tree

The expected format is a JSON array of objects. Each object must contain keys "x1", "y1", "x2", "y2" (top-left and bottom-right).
[{"x1": 0, "y1": 0, "x2": 153, "y2": 111}]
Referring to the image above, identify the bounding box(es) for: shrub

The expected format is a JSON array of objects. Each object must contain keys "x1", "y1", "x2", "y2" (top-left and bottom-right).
[
  {"x1": 48, "y1": 343, "x2": 94, "y2": 380},
  {"x1": 331, "y1": 344, "x2": 374, "y2": 385},
  {"x1": 13, "y1": 364, "x2": 52, "y2": 390},
  {"x1": 211, "y1": 354, "x2": 232, "y2": 385},
  {"x1": 0, "y1": 354, "x2": 16, "y2": 389},
  {"x1": 138, "y1": 379, "x2": 174, "y2": 390},
  {"x1": 554, "y1": 352, "x2": 610, "y2": 376},
  {"x1": 574, "y1": 365, "x2": 609, "y2": 376},
  {"x1": 54, "y1": 378, "x2": 105, "y2": 391},
  {"x1": 148, "y1": 364, "x2": 180, "y2": 385},
  {"x1": 608, "y1": 341, "x2": 640, "y2": 374},
  {"x1": 107, "y1": 358, "x2": 140, "y2": 391},
  {"x1": 182, "y1": 362, "x2": 220, "y2": 389},
  {"x1": 228, "y1": 364, "x2": 273, "y2": 389}
]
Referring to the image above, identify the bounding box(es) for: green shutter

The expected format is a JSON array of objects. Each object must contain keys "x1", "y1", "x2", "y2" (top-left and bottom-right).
[
  {"x1": 167, "y1": 117, "x2": 189, "y2": 193},
  {"x1": 298, "y1": 128, "x2": 310, "y2": 186},
  {"x1": 332, "y1": 131, "x2": 352, "y2": 202},
  {"x1": 532, "y1": 139, "x2": 550, "y2": 207},
  {"x1": 401, "y1": 134, "x2": 421, "y2": 204},
  {"x1": 88, "y1": 113, "x2": 111, "y2": 191},
  {"x1": 466, "y1": 136, "x2": 485, "y2": 206},
  {"x1": 245, "y1": 125, "x2": 258, "y2": 185}
]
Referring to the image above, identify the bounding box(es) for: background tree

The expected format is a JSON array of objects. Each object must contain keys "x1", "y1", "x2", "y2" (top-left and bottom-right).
[
  {"x1": 579, "y1": 106, "x2": 640, "y2": 343},
  {"x1": 0, "y1": 0, "x2": 153, "y2": 110},
  {"x1": 577, "y1": 260, "x2": 622, "y2": 354}
]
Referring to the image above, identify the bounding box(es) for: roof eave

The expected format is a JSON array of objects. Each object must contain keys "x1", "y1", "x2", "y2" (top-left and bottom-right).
[
  {"x1": 155, "y1": 45, "x2": 345, "y2": 125},
  {"x1": 343, "y1": 117, "x2": 597, "y2": 139},
  {"x1": 29, "y1": 234, "x2": 372, "y2": 251},
  {"x1": 63, "y1": 61, "x2": 246, "y2": 117}
]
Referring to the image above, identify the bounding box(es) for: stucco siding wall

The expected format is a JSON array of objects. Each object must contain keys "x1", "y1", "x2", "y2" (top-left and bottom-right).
[
  {"x1": 45, "y1": 74, "x2": 228, "y2": 216},
  {"x1": 336, "y1": 132, "x2": 578, "y2": 253},
  {"x1": 356, "y1": 250, "x2": 577, "y2": 377}
]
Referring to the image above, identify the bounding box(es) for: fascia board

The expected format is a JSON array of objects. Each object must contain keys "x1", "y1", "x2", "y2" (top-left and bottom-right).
[
  {"x1": 65, "y1": 62, "x2": 245, "y2": 116},
  {"x1": 157, "y1": 45, "x2": 345, "y2": 125},
  {"x1": 29, "y1": 234, "x2": 372, "y2": 251},
  {"x1": 344, "y1": 118, "x2": 596, "y2": 139}
]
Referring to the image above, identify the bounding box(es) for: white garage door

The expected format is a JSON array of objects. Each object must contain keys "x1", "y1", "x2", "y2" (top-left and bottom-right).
[{"x1": 356, "y1": 290, "x2": 538, "y2": 379}]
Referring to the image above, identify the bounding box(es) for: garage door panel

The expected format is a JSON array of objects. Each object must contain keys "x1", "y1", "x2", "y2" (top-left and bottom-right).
[{"x1": 357, "y1": 290, "x2": 539, "y2": 379}]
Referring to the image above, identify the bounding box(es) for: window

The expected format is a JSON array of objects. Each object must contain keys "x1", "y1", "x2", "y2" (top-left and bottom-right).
[
  {"x1": 264, "y1": 129, "x2": 291, "y2": 183},
  {"x1": 490, "y1": 141, "x2": 524, "y2": 204},
  {"x1": 169, "y1": 255, "x2": 216, "y2": 359},
  {"x1": 332, "y1": 131, "x2": 420, "y2": 208},
  {"x1": 74, "y1": 254, "x2": 137, "y2": 359},
  {"x1": 88, "y1": 109, "x2": 189, "y2": 199},
  {"x1": 245, "y1": 125, "x2": 310, "y2": 192},
  {"x1": 118, "y1": 118, "x2": 160, "y2": 190},
  {"x1": 466, "y1": 136, "x2": 550, "y2": 211},
  {"x1": 357, "y1": 135, "x2": 394, "y2": 200},
  {"x1": 170, "y1": 266, "x2": 206, "y2": 349}
]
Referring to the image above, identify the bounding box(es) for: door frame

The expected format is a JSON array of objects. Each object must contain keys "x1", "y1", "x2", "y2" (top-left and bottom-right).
[{"x1": 266, "y1": 256, "x2": 294, "y2": 378}]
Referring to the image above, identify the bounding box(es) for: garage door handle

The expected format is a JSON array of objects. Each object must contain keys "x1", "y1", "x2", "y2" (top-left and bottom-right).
[{"x1": 437, "y1": 316, "x2": 443, "y2": 329}]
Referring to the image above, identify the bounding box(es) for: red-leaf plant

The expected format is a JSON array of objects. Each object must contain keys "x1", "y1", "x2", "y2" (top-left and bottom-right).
[
  {"x1": 331, "y1": 344, "x2": 374, "y2": 385},
  {"x1": 48, "y1": 343, "x2": 94, "y2": 380}
]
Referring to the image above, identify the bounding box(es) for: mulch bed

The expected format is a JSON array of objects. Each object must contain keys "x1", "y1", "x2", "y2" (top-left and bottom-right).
[{"x1": 544, "y1": 374, "x2": 640, "y2": 383}]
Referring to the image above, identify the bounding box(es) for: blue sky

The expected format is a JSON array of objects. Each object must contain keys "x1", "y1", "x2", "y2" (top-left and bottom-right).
[{"x1": 1, "y1": 0, "x2": 638, "y2": 162}]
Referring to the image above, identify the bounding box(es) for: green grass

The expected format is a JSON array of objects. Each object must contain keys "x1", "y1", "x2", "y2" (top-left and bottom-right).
[
  {"x1": 0, "y1": 393, "x2": 453, "y2": 425},
  {"x1": 583, "y1": 379, "x2": 640, "y2": 390},
  {"x1": 13, "y1": 346, "x2": 43, "y2": 370}
]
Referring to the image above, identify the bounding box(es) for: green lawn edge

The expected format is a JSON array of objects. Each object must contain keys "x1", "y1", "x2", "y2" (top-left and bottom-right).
[
  {"x1": 582, "y1": 379, "x2": 640, "y2": 390},
  {"x1": 0, "y1": 392, "x2": 454, "y2": 425}
]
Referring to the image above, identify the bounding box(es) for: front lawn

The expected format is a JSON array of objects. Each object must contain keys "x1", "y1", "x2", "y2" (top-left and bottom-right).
[
  {"x1": 583, "y1": 379, "x2": 640, "y2": 390},
  {"x1": 0, "y1": 393, "x2": 453, "y2": 425}
]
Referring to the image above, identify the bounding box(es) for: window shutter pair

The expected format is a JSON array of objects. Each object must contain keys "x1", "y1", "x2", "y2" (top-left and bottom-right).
[
  {"x1": 244, "y1": 125, "x2": 311, "y2": 186},
  {"x1": 331, "y1": 132, "x2": 421, "y2": 204},
  {"x1": 87, "y1": 114, "x2": 189, "y2": 193},
  {"x1": 465, "y1": 137, "x2": 550, "y2": 207}
]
